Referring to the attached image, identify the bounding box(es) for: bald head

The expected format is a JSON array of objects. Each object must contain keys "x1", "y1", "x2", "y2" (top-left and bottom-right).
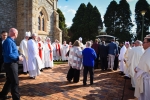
[{"x1": 9, "y1": 28, "x2": 18, "y2": 39}]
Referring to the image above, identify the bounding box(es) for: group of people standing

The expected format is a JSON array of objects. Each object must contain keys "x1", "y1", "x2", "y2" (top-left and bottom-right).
[
  {"x1": 19, "y1": 32, "x2": 73, "y2": 79},
  {"x1": 66, "y1": 36, "x2": 150, "y2": 100},
  {"x1": 0, "y1": 27, "x2": 150, "y2": 100}
]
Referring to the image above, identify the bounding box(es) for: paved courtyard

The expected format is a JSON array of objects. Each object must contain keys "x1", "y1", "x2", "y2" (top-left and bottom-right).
[{"x1": 0, "y1": 63, "x2": 135, "y2": 100}]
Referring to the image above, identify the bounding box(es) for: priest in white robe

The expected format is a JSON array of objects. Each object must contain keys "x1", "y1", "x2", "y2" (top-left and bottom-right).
[
  {"x1": 118, "y1": 43, "x2": 126, "y2": 74},
  {"x1": 27, "y1": 33, "x2": 44, "y2": 79},
  {"x1": 37, "y1": 36, "x2": 44, "y2": 70},
  {"x1": 52, "y1": 39, "x2": 62, "y2": 61},
  {"x1": 127, "y1": 40, "x2": 144, "y2": 90},
  {"x1": 134, "y1": 35, "x2": 150, "y2": 100},
  {"x1": 44, "y1": 38, "x2": 54, "y2": 68},
  {"x1": 61, "y1": 41, "x2": 69, "y2": 61},
  {"x1": 19, "y1": 32, "x2": 31, "y2": 74},
  {"x1": 124, "y1": 42, "x2": 132, "y2": 78}
]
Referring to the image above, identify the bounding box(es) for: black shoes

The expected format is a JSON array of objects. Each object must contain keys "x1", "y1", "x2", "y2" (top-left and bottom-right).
[
  {"x1": 83, "y1": 83, "x2": 87, "y2": 86},
  {"x1": 29, "y1": 76, "x2": 35, "y2": 79},
  {"x1": 129, "y1": 87, "x2": 135, "y2": 91},
  {"x1": 0, "y1": 92, "x2": 11, "y2": 99},
  {"x1": 119, "y1": 72, "x2": 125, "y2": 75},
  {"x1": 40, "y1": 69, "x2": 43, "y2": 72},
  {"x1": 124, "y1": 76, "x2": 131, "y2": 79}
]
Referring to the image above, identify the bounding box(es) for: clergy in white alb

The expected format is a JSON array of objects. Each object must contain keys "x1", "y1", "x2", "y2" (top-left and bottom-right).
[
  {"x1": 61, "y1": 41, "x2": 69, "y2": 61},
  {"x1": 124, "y1": 42, "x2": 132, "y2": 77},
  {"x1": 27, "y1": 33, "x2": 44, "y2": 79},
  {"x1": 134, "y1": 35, "x2": 150, "y2": 100},
  {"x1": 118, "y1": 44, "x2": 126, "y2": 73},
  {"x1": 127, "y1": 40, "x2": 144, "y2": 89},
  {"x1": 19, "y1": 31, "x2": 31, "y2": 73},
  {"x1": 44, "y1": 38, "x2": 54, "y2": 68},
  {"x1": 37, "y1": 36, "x2": 44, "y2": 69},
  {"x1": 52, "y1": 39, "x2": 62, "y2": 61}
]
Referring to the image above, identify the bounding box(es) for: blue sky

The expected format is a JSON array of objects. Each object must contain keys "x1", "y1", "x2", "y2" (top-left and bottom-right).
[{"x1": 58, "y1": 0, "x2": 150, "y2": 33}]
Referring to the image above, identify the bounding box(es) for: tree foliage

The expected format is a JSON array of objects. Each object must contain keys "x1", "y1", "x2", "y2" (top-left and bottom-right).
[
  {"x1": 57, "y1": 8, "x2": 70, "y2": 42},
  {"x1": 104, "y1": 0, "x2": 118, "y2": 35},
  {"x1": 115, "y1": 0, "x2": 134, "y2": 42},
  {"x1": 135, "y1": 0, "x2": 150, "y2": 40},
  {"x1": 104, "y1": 0, "x2": 134, "y2": 42},
  {"x1": 70, "y1": 2, "x2": 103, "y2": 43}
]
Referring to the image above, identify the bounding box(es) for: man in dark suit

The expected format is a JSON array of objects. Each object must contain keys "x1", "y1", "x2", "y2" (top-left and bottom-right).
[
  {"x1": 99, "y1": 41, "x2": 108, "y2": 71},
  {"x1": 0, "y1": 31, "x2": 8, "y2": 78}
]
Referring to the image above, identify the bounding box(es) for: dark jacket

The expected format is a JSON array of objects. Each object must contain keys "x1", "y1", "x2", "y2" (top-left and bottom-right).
[
  {"x1": 91, "y1": 42, "x2": 99, "y2": 54},
  {"x1": 99, "y1": 44, "x2": 108, "y2": 58},
  {"x1": 0, "y1": 38, "x2": 3, "y2": 61},
  {"x1": 107, "y1": 42, "x2": 118, "y2": 55}
]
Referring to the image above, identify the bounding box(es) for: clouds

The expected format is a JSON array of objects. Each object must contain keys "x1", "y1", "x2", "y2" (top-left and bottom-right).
[
  {"x1": 58, "y1": 6, "x2": 76, "y2": 15},
  {"x1": 58, "y1": 5, "x2": 76, "y2": 27},
  {"x1": 127, "y1": 0, "x2": 135, "y2": 2},
  {"x1": 67, "y1": 9, "x2": 76, "y2": 14}
]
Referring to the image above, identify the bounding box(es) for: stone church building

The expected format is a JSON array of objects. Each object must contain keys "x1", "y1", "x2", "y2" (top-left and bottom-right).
[{"x1": 0, "y1": 0, "x2": 62, "y2": 45}]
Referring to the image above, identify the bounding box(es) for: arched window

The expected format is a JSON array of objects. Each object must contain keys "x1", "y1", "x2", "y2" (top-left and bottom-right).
[{"x1": 38, "y1": 11, "x2": 45, "y2": 31}]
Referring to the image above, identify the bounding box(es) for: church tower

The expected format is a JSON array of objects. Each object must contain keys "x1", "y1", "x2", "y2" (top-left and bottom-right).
[{"x1": 0, "y1": 0, "x2": 62, "y2": 45}]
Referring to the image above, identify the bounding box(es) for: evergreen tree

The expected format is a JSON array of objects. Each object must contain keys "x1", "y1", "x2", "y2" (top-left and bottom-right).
[
  {"x1": 115, "y1": 0, "x2": 133, "y2": 42},
  {"x1": 135, "y1": 0, "x2": 150, "y2": 40},
  {"x1": 104, "y1": 0, "x2": 118, "y2": 35},
  {"x1": 70, "y1": 2, "x2": 103, "y2": 43},
  {"x1": 70, "y1": 3, "x2": 86, "y2": 42},
  {"x1": 57, "y1": 8, "x2": 70, "y2": 42}
]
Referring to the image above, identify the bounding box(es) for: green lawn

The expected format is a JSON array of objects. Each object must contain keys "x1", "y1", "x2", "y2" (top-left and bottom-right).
[{"x1": 54, "y1": 61, "x2": 68, "y2": 65}]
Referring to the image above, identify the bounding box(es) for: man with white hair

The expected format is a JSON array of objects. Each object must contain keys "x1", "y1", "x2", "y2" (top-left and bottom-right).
[
  {"x1": 82, "y1": 41, "x2": 97, "y2": 85},
  {"x1": 27, "y1": 33, "x2": 43, "y2": 79},
  {"x1": 19, "y1": 31, "x2": 31, "y2": 74},
  {"x1": 134, "y1": 35, "x2": 150, "y2": 99},
  {"x1": 127, "y1": 40, "x2": 144, "y2": 90},
  {"x1": 44, "y1": 38, "x2": 54, "y2": 68}
]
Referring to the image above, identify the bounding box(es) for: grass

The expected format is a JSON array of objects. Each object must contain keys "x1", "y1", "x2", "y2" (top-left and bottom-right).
[{"x1": 54, "y1": 61, "x2": 68, "y2": 65}]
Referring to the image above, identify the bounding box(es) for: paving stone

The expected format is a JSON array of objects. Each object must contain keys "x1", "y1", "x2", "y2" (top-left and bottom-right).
[{"x1": 0, "y1": 63, "x2": 135, "y2": 100}]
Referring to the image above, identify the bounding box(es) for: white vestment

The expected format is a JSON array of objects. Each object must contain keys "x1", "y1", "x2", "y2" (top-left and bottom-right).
[
  {"x1": 124, "y1": 47, "x2": 132, "y2": 76},
  {"x1": 38, "y1": 41, "x2": 45, "y2": 67},
  {"x1": 119, "y1": 45, "x2": 126, "y2": 72},
  {"x1": 44, "y1": 42, "x2": 54, "y2": 68},
  {"x1": 128, "y1": 46, "x2": 144, "y2": 87},
  {"x1": 134, "y1": 47, "x2": 150, "y2": 99},
  {"x1": 52, "y1": 42, "x2": 62, "y2": 60},
  {"x1": 61, "y1": 44, "x2": 69, "y2": 61},
  {"x1": 27, "y1": 39, "x2": 44, "y2": 77},
  {"x1": 19, "y1": 39, "x2": 28, "y2": 72}
]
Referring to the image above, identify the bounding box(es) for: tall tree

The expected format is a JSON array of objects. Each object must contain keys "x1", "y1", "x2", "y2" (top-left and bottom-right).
[
  {"x1": 115, "y1": 0, "x2": 134, "y2": 42},
  {"x1": 70, "y1": 3, "x2": 86, "y2": 43},
  {"x1": 57, "y1": 8, "x2": 70, "y2": 42},
  {"x1": 70, "y1": 2, "x2": 103, "y2": 43},
  {"x1": 104, "y1": 0, "x2": 118, "y2": 35},
  {"x1": 135, "y1": 0, "x2": 150, "y2": 40}
]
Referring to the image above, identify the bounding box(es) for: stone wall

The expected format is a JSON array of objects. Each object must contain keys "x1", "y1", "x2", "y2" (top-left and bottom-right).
[
  {"x1": 0, "y1": 0, "x2": 17, "y2": 33},
  {"x1": 0, "y1": 0, "x2": 62, "y2": 45},
  {"x1": 16, "y1": 0, "x2": 32, "y2": 45}
]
